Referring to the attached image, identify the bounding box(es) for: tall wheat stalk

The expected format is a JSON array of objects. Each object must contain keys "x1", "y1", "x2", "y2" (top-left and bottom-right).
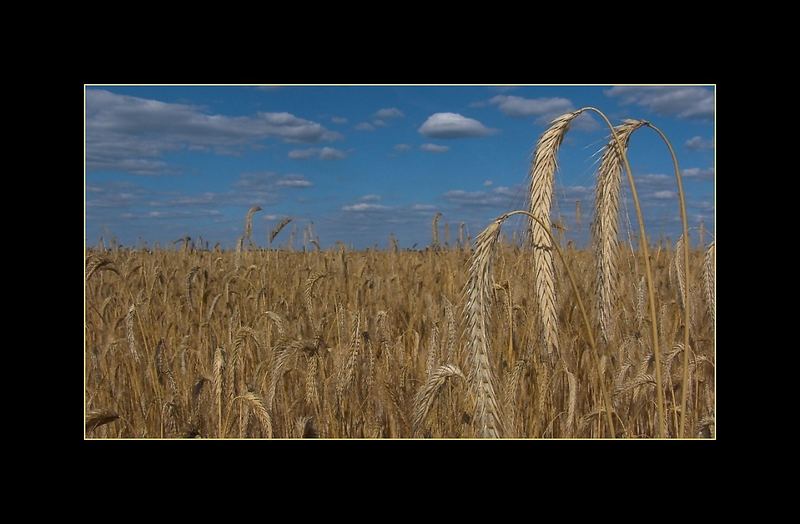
[
  {"x1": 243, "y1": 205, "x2": 262, "y2": 248},
  {"x1": 593, "y1": 119, "x2": 646, "y2": 343},
  {"x1": 464, "y1": 217, "x2": 506, "y2": 438},
  {"x1": 506, "y1": 210, "x2": 616, "y2": 436},
  {"x1": 528, "y1": 111, "x2": 583, "y2": 360},
  {"x1": 413, "y1": 364, "x2": 466, "y2": 436},
  {"x1": 643, "y1": 122, "x2": 692, "y2": 436},
  {"x1": 269, "y1": 217, "x2": 292, "y2": 246},
  {"x1": 704, "y1": 241, "x2": 715, "y2": 326},
  {"x1": 431, "y1": 212, "x2": 442, "y2": 250}
]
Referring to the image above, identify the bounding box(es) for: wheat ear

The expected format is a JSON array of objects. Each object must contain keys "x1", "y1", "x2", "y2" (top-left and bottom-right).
[
  {"x1": 704, "y1": 241, "x2": 715, "y2": 326},
  {"x1": 528, "y1": 110, "x2": 583, "y2": 359},
  {"x1": 593, "y1": 119, "x2": 646, "y2": 342},
  {"x1": 464, "y1": 217, "x2": 506, "y2": 438},
  {"x1": 243, "y1": 205, "x2": 262, "y2": 247},
  {"x1": 412, "y1": 364, "x2": 466, "y2": 436}
]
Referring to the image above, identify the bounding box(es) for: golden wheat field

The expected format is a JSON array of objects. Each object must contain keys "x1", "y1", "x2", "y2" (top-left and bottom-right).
[
  {"x1": 84, "y1": 235, "x2": 715, "y2": 439},
  {"x1": 84, "y1": 105, "x2": 716, "y2": 439}
]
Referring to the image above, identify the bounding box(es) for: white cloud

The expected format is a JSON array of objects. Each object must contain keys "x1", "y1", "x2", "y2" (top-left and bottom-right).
[
  {"x1": 652, "y1": 190, "x2": 677, "y2": 200},
  {"x1": 86, "y1": 89, "x2": 339, "y2": 175},
  {"x1": 235, "y1": 172, "x2": 313, "y2": 192},
  {"x1": 489, "y1": 95, "x2": 573, "y2": 120},
  {"x1": 682, "y1": 167, "x2": 715, "y2": 180},
  {"x1": 685, "y1": 136, "x2": 714, "y2": 151},
  {"x1": 418, "y1": 112, "x2": 495, "y2": 138},
  {"x1": 360, "y1": 194, "x2": 381, "y2": 202},
  {"x1": 420, "y1": 143, "x2": 450, "y2": 153},
  {"x1": 483, "y1": 180, "x2": 493, "y2": 187},
  {"x1": 276, "y1": 178, "x2": 313, "y2": 188},
  {"x1": 320, "y1": 147, "x2": 347, "y2": 160},
  {"x1": 374, "y1": 107, "x2": 404, "y2": 119},
  {"x1": 411, "y1": 204, "x2": 437, "y2": 211},
  {"x1": 488, "y1": 95, "x2": 599, "y2": 130},
  {"x1": 331, "y1": 116, "x2": 348, "y2": 124},
  {"x1": 605, "y1": 86, "x2": 714, "y2": 120},
  {"x1": 342, "y1": 203, "x2": 389, "y2": 212},
  {"x1": 393, "y1": 144, "x2": 411, "y2": 152},
  {"x1": 288, "y1": 147, "x2": 347, "y2": 160},
  {"x1": 355, "y1": 122, "x2": 376, "y2": 131}
]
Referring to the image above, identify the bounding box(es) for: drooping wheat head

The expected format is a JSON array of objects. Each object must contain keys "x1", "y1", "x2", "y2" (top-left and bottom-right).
[
  {"x1": 592, "y1": 119, "x2": 646, "y2": 343},
  {"x1": 528, "y1": 110, "x2": 584, "y2": 358},
  {"x1": 412, "y1": 363, "x2": 466, "y2": 436},
  {"x1": 243, "y1": 205, "x2": 262, "y2": 247},
  {"x1": 704, "y1": 241, "x2": 715, "y2": 326},
  {"x1": 464, "y1": 216, "x2": 506, "y2": 438}
]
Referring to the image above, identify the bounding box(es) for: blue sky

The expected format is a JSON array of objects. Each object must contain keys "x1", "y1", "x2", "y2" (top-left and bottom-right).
[{"x1": 85, "y1": 85, "x2": 715, "y2": 250}]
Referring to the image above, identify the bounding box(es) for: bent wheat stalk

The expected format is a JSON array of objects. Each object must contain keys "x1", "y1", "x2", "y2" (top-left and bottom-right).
[
  {"x1": 644, "y1": 122, "x2": 692, "y2": 437},
  {"x1": 704, "y1": 242, "x2": 716, "y2": 326},
  {"x1": 593, "y1": 119, "x2": 646, "y2": 343},
  {"x1": 464, "y1": 217, "x2": 506, "y2": 438},
  {"x1": 243, "y1": 205, "x2": 262, "y2": 247},
  {"x1": 504, "y1": 210, "x2": 616, "y2": 436},
  {"x1": 413, "y1": 364, "x2": 466, "y2": 436},
  {"x1": 530, "y1": 107, "x2": 663, "y2": 436},
  {"x1": 528, "y1": 111, "x2": 582, "y2": 359}
]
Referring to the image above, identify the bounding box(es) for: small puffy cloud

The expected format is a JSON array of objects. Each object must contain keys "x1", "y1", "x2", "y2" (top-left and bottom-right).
[
  {"x1": 276, "y1": 175, "x2": 313, "y2": 187},
  {"x1": 652, "y1": 190, "x2": 677, "y2": 200},
  {"x1": 374, "y1": 107, "x2": 404, "y2": 119},
  {"x1": 263, "y1": 214, "x2": 279, "y2": 221},
  {"x1": 360, "y1": 194, "x2": 381, "y2": 202},
  {"x1": 605, "y1": 86, "x2": 714, "y2": 120},
  {"x1": 235, "y1": 172, "x2": 313, "y2": 192},
  {"x1": 288, "y1": 148, "x2": 317, "y2": 159},
  {"x1": 393, "y1": 144, "x2": 411, "y2": 152},
  {"x1": 288, "y1": 147, "x2": 347, "y2": 160},
  {"x1": 483, "y1": 180, "x2": 493, "y2": 187},
  {"x1": 411, "y1": 204, "x2": 437, "y2": 211},
  {"x1": 682, "y1": 167, "x2": 715, "y2": 180},
  {"x1": 342, "y1": 203, "x2": 389, "y2": 212},
  {"x1": 489, "y1": 95, "x2": 599, "y2": 130},
  {"x1": 489, "y1": 95, "x2": 573, "y2": 120},
  {"x1": 331, "y1": 116, "x2": 348, "y2": 124},
  {"x1": 685, "y1": 136, "x2": 714, "y2": 151},
  {"x1": 443, "y1": 186, "x2": 518, "y2": 208},
  {"x1": 420, "y1": 143, "x2": 450, "y2": 153},
  {"x1": 418, "y1": 112, "x2": 495, "y2": 139},
  {"x1": 320, "y1": 147, "x2": 347, "y2": 160},
  {"x1": 355, "y1": 122, "x2": 376, "y2": 131}
]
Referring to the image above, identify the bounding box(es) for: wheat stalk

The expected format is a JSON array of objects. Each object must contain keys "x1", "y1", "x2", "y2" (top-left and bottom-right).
[
  {"x1": 125, "y1": 304, "x2": 140, "y2": 363},
  {"x1": 464, "y1": 216, "x2": 505, "y2": 438},
  {"x1": 86, "y1": 255, "x2": 118, "y2": 280},
  {"x1": 269, "y1": 217, "x2": 292, "y2": 246},
  {"x1": 592, "y1": 119, "x2": 646, "y2": 342},
  {"x1": 675, "y1": 235, "x2": 686, "y2": 310},
  {"x1": 240, "y1": 391, "x2": 272, "y2": 438},
  {"x1": 244, "y1": 205, "x2": 262, "y2": 247},
  {"x1": 86, "y1": 409, "x2": 119, "y2": 433},
  {"x1": 336, "y1": 314, "x2": 361, "y2": 406},
  {"x1": 528, "y1": 110, "x2": 584, "y2": 359},
  {"x1": 213, "y1": 347, "x2": 225, "y2": 437},
  {"x1": 704, "y1": 241, "x2": 716, "y2": 326},
  {"x1": 412, "y1": 364, "x2": 466, "y2": 436},
  {"x1": 431, "y1": 212, "x2": 442, "y2": 250},
  {"x1": 186, "y1": 266, "x2": 200, "y2": 312}
]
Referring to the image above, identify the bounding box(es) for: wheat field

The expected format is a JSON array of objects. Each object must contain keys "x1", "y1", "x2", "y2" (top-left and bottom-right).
[
  {"x1": 84, "y1": 235, "x2": 715, "y2": 438},
  {"x1": 84, "y1": 109, "x2": 716, "y2": 439}
]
